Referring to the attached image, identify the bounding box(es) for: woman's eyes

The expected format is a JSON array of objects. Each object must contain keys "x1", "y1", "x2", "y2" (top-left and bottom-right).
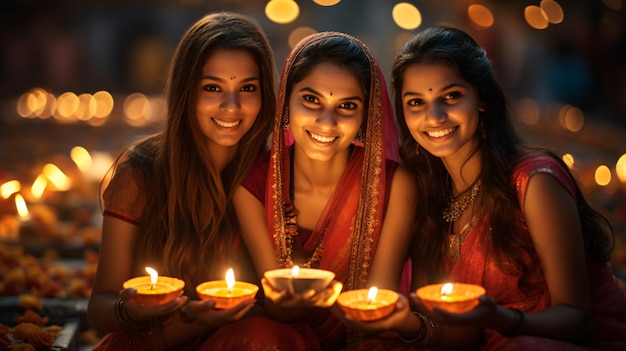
[
  {"x1": 406, "y1": 92, "x2": 463, "y2": 106},
  {"x1": 443, "y1": 92, "x2": 462, "y2": 101},
  {"x1": 302, "y1": 95, "x2": 358, "y2": 110},
  {"x1": 204, "y1": 84, "x2": 220, "y2": 92},
  {"x1": 303, "y1": 94, "x2": 319, "y2": 104},
  {"x1": 202, "y1": 84, "x2": 258, "y2": 93},
  {"x1": 241, "y1": 84, "x2": 258, "y2": 92},
  {"x1": 339, "y1": 102, "x2": 357, "y2": 110}
]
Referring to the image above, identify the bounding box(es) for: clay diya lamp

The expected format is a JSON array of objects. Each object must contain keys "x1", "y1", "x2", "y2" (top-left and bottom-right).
[
  {"x1": 337, "y1": 287, "x2": 399, "y2": 321},
  {"x1": 196, "y1": 268, "x2": 259, "y2": 309},
  {"x1": 123, "y1": 267, "x2": 185, "y2": 307},
  {"x1": 416, "y1": 282, "x2": 485, "y2": 313}
]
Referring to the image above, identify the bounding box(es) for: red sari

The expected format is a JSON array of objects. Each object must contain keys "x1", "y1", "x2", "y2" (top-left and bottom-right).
[
  {"x1": 201, "y1": 31, "x2": 404, "y2": 351},
  {"x1": 451, "y1": 155, "x2": 626, "y2": 350}
]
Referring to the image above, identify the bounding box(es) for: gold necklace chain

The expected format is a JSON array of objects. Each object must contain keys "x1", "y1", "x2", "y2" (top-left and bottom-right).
[
  {"x1": 448, "y1": 216, "x2": 478, "y2": 262},
  {"x1": 283, "y1": 202, "x2": 324, "y2": 268},
  {"x1": 442, "y1": 180, "x2": 481, "y2": 223}
]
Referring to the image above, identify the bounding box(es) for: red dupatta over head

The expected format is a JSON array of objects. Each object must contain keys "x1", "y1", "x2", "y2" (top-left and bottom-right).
[{"x1": 266, "y1": 31, "x2": 399, "y2": 292}]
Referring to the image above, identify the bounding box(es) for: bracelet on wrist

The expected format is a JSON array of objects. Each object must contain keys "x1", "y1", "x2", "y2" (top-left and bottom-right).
[{"x1": 397, "y1": 312, "x2": 441, "y2": 345}]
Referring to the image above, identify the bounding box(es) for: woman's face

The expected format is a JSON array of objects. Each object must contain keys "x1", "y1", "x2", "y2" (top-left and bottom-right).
[
  {"x1": 401, "y1": 62, "x2": 481, "y2": 161},
  {"x1": 288, "y1": 62, "x2": 365, "y2": 162},
  {"x1": 195, "y1": 49, "x2": 262, "y2": 153}
]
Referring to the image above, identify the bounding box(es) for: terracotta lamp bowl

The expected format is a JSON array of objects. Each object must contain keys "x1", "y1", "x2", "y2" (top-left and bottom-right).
[
  {"x1": 264, "y1": 268, "x2": 335, "y2": 294},
  {"x1": 196, "y1": 281, "x2": 259, "y2": 309},
  {"x1": 337, "y1": 288, "x2": 399, "y2": 322},
  {"x1": 416, "y1": 283, "x2": 485, "y2": 313},
  {"x1": 123, "y1": 276, "x2": 185, "y2": 307}
]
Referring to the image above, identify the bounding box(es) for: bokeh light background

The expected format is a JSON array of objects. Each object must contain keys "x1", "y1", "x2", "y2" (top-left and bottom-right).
[{"x1": 1, "y1": 0, "x2": 625, "y2": 268}]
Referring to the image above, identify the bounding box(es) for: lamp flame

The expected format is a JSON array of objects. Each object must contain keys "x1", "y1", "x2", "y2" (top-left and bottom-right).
[
  {"x1": 226, "y1": 268, "x2": 235, "y2": 294},
  {"x1": 145, "y1": 267, "x2": 158, "y2": 288},
  {"x1": 15, "y1": 194, "x2": 30, "y2": 220},
  {"x1": 441, "y1": 283, "x2": 453, "y2": 296},
  {"x1": 367, "y1": 286, "x2": 378, "y2": 305},
  {"x1": 291, "y1": 265, "x2": 300, "y2": 277}
]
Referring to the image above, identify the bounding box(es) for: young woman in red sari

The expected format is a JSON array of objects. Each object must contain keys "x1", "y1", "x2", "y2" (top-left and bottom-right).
[
  {"x1": 202, "y1": 32, "x2": 415, "y2": 350},
  {"x1": 87, "y1": 12, "x2": 277, "y2": 350},
  {"x1": 339, "y1": 26, "x2": 626, "y2": 350}
]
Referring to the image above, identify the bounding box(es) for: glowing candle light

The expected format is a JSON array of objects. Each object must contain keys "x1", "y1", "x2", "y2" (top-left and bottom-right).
[
  {"x1": 417, "y1": 282, "x2": 485, "y2": 313},
  {"x1": 123, "y1": 268, "x2": 184, "y2": 306},
  {"x1": 196, "y1": 268, "x2": 259, "y2": 309},
  {"x1": 15, "y1": 194, "x2": 30, "y2": 220},
  {"x1": 337, "y1": 287, "x2": 398, "y2": 321},
  {"x1": 30, "y1": 175, "x2": 47, "y2": 200},
  {"x1": 264, "y1": 267, "x2": 334, "y2": 294},
  {"x1": 146, "y1": 266, "x2": 158, "y2": 290},
  {"x1": 440, "y1": 283, "x2": 453, "y2": 298},
  {"x1": 1, "y1": 180, "x2": 20, "y2": 199},
  {"x1": 225, "y1": 268, "x2": 235, "y2": 294},
  {"x1": 367, "y1": 286, "x2": 378, "y2": 305}
]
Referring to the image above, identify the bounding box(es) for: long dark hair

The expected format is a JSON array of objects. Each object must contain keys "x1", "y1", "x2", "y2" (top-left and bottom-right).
[
  {"x1": 392, "y1": 26, "x2": 613, "y2": 286},
  {"x1": 104, "y1": 12, "x2": 276, "y2": 295}
]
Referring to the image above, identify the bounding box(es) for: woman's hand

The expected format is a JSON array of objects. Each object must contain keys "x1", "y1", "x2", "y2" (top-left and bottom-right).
[
  {"x1": 261, "y1": 277, "x2": 343, "y2": 308},
  {"x1": 410, "y1": 292, "x2": 499, "y2": 328},
  {"x1": 332, "y1": 294, "x2": 417, "y2": 338},
  {"x1": 181, "y1": 298, "x2": 257, "y2": 330},
  {"x1": 120, "y1": 287, "x2": 187, "y2": 323}
]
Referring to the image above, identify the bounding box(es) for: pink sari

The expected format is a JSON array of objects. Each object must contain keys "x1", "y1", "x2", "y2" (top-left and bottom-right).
[{"x1": 202, "y1": 31, "x2": 404, "y2": 351}]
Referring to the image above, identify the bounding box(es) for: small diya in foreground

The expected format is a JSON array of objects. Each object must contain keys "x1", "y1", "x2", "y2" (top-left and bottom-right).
[
  {"x1": 416, "y1": 282, "x2": 485, "y2": 313},
  {"x1": 337, "y1": 287, "x2": 398, "y2": 322},
  {"x1": 123, "y1": 267, "x2": 185, "y2": 307},
  {"x1": 264, "y1": 265, "x2": 335, "y2": 294},
  {"x1": 196, "y1": 268, "x2": 259, "y2": 309}
]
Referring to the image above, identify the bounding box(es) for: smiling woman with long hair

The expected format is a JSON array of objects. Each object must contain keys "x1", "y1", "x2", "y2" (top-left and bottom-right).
[{"x1": 87, "y1": 12, "x2": 276, "y2": 350}]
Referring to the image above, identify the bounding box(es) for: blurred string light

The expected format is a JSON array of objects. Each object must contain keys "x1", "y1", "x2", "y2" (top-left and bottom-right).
[
  {"x1": 562, "y1": 153, "x2": 575, "y2": 169},
  {"x1": 313, "y1": 0, "x2": 341, "y2": 6},
  {"x1": 558, "y1": 105, "x2": 584, "y2": 133},
  {"x1": 595, "y1": 165, "x2": 611, "y2": 186},
  {"x1": 540, "y1": 0, "x2": 564, "y2": 24},
  {"x1": 524, "y1": 0, "x2": 563, "y2": 29},
  {"x1": 467, "y1": 4, "x2": 494, "y2": 29},
  {"x1": 288, "y1": 27, "x2": 318, "y2": 48},
  {"x1": 16, "y1": 88, "x2": 113, "y2": 123},
  {"x1": 392, "y1": 2, "x2": 422, "y2": 30},
  {"x1": 265, "y1": 0, "x2": 299, "y2": 24},
  {"x1": 616, "y1": 154, "x2": 626, "y2": 183}
]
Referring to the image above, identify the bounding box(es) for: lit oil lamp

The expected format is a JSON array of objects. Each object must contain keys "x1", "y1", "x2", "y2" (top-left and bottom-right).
[
  {"x1": 123, "y1": 267, "x2": 185, "y2": 307},
  {"x1": 416, "y1": 282, "x2": 485, "y2": 313},
  {"x1": 196, "y1": 268, "x2": 259, "y2": 309},
  {"x1": 263, "y1": 265, "x2": 336, "y2": 294},
  {"x1": 337, "y1": 286, "x2": 398, "y2": 321}
]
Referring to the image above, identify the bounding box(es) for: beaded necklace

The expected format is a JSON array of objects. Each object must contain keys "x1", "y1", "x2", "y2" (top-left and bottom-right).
[{"x1": 442, "y1": 180, "x2": 481, "y2": 223}]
